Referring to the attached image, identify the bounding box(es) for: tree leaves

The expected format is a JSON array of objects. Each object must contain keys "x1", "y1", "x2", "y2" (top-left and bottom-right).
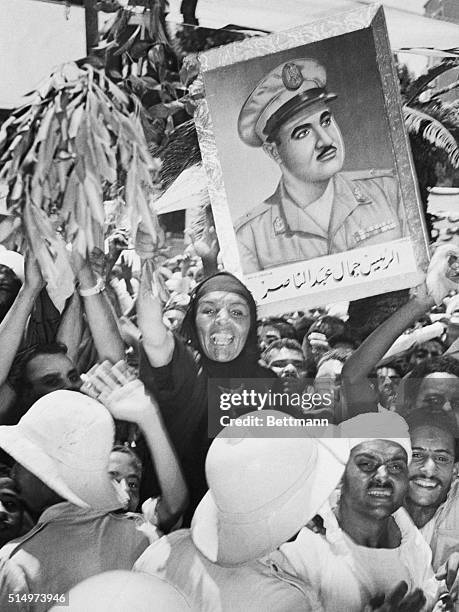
[
  {"x1": 403, "y1": 105, "x2": 459, "y2": 169},
  {"x1": 0, "y1": 62, "x2": 161, "y2": 310},
  {"x1": 113, "y1": 25, "x2": 141, "y2": 56},
  {"x1": 23, "y1": 195, "x2": 75, "y2": 313}
]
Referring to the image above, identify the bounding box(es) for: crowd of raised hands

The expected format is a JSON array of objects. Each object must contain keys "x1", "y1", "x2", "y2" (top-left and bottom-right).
[{"x1": 0, "y1": 220, "x2": 458, "y2": 612}]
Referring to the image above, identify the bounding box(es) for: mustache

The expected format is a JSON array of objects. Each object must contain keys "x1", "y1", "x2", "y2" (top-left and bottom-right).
[
  {"x1": 367, "y1": 480, "x2": 393, "y2": 491},
  {"x1": 316, "y1": 145, "x2": 337, "y2": 160}
]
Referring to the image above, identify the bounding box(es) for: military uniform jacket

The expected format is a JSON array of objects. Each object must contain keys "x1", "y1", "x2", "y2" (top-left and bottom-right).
[{"x1": 235, "y1": 170, "x2": 406, "y2": 274}]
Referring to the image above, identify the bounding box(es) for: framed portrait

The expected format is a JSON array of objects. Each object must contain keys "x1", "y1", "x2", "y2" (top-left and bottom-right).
[{"x1": 194, "y1": 4, "x2": 430, "y2": 316}]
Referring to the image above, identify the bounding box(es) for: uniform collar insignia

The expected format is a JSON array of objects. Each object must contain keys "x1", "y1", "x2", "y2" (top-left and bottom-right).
[
  {"x1": 353, "y1": 185, "x2": 368, "y2": 203},
  {"x1": 273, "y1": 216, "x2": 286, "y2": 235},
  {"x1": 328, "y1": 174, "x2": 368, "y2": 236}
]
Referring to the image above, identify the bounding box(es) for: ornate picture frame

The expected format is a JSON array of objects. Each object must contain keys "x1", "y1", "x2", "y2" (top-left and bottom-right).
[{"x1": 194, "y1": 4, "x2": 429, "y2": 315}]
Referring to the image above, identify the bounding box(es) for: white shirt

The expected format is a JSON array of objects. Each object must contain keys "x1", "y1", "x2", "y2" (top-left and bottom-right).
[
  {"x1": 135, "y1": 530, "x2": 324, "y2": 612},
  {"x1": 271, "y1": 504, "x2": 438, "y2": 612},
  {"x1": 0, "y1": 502, "x2": 151, "y2": 612}
]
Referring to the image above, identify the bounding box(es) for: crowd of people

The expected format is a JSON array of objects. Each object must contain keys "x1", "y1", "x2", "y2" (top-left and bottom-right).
[{"x1": 0, "y1": 210, "x2": 458, "y2": 612}]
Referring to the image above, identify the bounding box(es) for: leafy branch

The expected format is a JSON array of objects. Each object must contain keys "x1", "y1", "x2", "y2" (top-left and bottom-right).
[{"x1": 0, "y1": 62, "x2": 163, "y2": 309}]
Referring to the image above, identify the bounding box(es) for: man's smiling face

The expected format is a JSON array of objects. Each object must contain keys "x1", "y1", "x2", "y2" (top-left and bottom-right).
[
  {"x1": 266, "y1": 105, "x2": 345, "y2": 184},
  {"x1": 407, "y1": 424, "x2": 455, "y2": 510}
]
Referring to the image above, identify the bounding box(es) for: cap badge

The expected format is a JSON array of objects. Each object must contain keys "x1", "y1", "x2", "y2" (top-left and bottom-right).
[
  {"x1": 282, "y1": 63, "x2": 303, "y2": 91},
  {"x1": 273, "y1": 216, "x2": 286, "y2": 235},
  {"x1": 353, "y1": 186, "x2": 366, "y2": 202}
]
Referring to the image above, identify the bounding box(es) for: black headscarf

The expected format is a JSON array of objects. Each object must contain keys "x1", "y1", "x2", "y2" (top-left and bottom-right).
[{"x1": 180, "y1": 271, "x2": 263, "y2": 379}]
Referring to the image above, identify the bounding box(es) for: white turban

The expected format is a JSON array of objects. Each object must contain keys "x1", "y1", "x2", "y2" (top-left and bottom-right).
[{"x1": 339, "y1": 412, "x2": 412, "y2": 463}]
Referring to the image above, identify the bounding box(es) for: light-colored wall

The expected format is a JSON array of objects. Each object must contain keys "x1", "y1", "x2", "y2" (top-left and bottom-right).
[{"x1": 0, "y1": 0, "x2": 86, "y2": 108}]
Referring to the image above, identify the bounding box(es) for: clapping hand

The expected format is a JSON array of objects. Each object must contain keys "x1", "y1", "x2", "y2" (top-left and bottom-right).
[
  {"x1": 88, "y1": 247, "x2": 107, "y2": 279},
  {"x1": 119, "y1": 255, "x2": 133, "y2": 283},
  {"x1": 135, "y1": 222, "x2": 159, "y2": 261},
  {"x1": 425, "y1": 244, "x2": 459, "y2": 305},
  {"x1": 24, "y1": 248, "x2": 46, "y2": 293},
  {"x1": 364, "y1": 581, "x2": 426, "y2": 612},
  {"x1": 187, "y1": 224, "x2": 219, "y2": 263},
  {"x1": 436, "y1": 552, "x2": 459, "y2": 604},
  {"x1": 81, "y1": 360, "x2": 158, "y2": 426},
  {"x1": 108, "y1": 228, "x2": 129, "y2": 255}
]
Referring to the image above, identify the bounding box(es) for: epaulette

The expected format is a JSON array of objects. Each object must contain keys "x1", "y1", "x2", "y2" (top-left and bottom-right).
[
  {"x1": 343, "y1": 168, "x2": 395, "y2": 181},
  {"x1": 234, "y1": 200, "x2": 271, "y2": 231}
]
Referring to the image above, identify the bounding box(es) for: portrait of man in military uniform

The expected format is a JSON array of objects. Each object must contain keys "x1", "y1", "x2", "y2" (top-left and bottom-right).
[{"x1": 235, "y1": 58, "x2": 407, "y2": 274}]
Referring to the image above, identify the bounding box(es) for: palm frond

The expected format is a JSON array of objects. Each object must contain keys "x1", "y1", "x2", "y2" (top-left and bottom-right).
[
  {"x1": 429, "y1": 78, "x2": 459, "y2": 101},
  {"x1": 403, "y1": 105, "x2": 459, "y2": 169},
  {"x1": 418, "y1": 99, "x2": 459, "y2": 131},
  {"x1": 154, "y1": 119, "x2": 201, "y2": 189},
  {"x1": 405, "y1": 59, "x2": 459, "y2": 105}
]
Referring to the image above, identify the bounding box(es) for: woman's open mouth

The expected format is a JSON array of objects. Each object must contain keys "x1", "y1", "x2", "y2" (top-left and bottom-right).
[{"x1": 210, "y1": 333, "x2": 234, "y2": 346}]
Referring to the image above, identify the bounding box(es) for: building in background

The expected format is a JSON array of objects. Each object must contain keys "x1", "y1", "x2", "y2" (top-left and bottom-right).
[
  {"x1": 424, "y1": 0, "x2": 459, "y2": 104},
  {"x1": 424, "y1": 0, "x2": 459, "y2": 23},
  {"x1": 0, "y1": 0, "x2": 85, "y2": 114}
]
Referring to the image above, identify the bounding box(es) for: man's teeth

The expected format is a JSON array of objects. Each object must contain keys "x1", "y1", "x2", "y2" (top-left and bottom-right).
[
  {"x1": 412, "y1": 478, "x2": 438, "y2": 489},
  {"x1": 368, "y1": 489, "x2": 392, "y2": 497},
  {"x1": 211, "y1": 333, "x2": 233, "y2": 346}
]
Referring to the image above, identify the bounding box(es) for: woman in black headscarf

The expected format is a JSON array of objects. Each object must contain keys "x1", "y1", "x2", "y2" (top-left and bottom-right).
[
  {"x1": 138, "y1": 270, "x2": 276, "y2": 522},
  {"x1": 180, "y1": 271, "x2": 270, "y2": 377}
]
